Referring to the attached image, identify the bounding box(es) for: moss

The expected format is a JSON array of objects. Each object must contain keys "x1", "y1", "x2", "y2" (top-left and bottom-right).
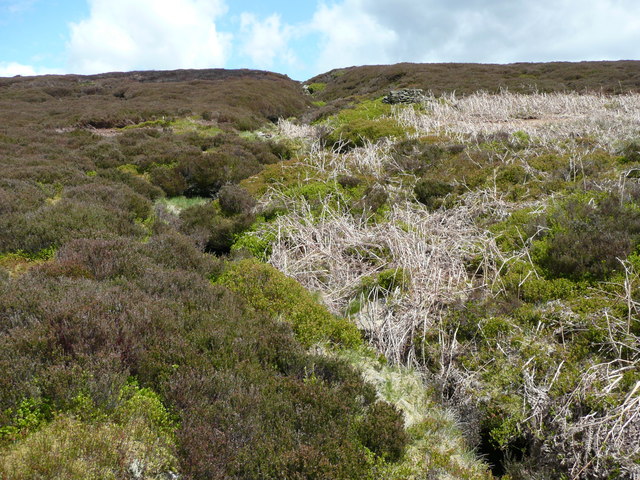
[{"x1": 216, "y1": 259, "x2": 362, "y2": 348}]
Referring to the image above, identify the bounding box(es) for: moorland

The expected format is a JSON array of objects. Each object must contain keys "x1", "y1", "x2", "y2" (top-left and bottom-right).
[{"x1": 1, "y1": 60, "x2": 640, "y2": 479}]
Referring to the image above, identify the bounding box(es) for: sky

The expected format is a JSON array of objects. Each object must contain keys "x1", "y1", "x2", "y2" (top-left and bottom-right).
[{"x1": 0, "y1": 0, "x2": 639, "y2": 81}]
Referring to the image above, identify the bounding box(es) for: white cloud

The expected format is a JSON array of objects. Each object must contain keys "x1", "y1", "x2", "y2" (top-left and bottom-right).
[
  {"x1": 308, "y1": 0, "x2": 640, "y2": 74},
  {"x1": 67, "y1": 0, "x2": 232, "y2": 74},
  {"x1": 0, "y1": 61, "x2": 37, "y2": 76},
  {"x1": 0, "y1": 61, "x2": 60, "y2": 77},
  {"x1": 310, "y1": 0, "x2": 397, "y2": 70},
  {"x1": 239, "y1": 13, "x2": 296, "y2": 69}
]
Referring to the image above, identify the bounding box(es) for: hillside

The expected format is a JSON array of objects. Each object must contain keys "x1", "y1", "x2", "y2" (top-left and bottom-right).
[
  {"x1": 308, "y1": 60, "x2": 640, "y2": 100},
  {"x1": 1, "y1": 63, "x2": 640, "y2": 479}
]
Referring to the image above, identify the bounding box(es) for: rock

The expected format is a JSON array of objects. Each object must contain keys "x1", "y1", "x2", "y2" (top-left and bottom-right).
[
  {"x1": 129, "y1": 459, "x2": 144, "y2": 479},
  {"x1": 382, "y1": 89, "x2": 426, "y2": 105}
]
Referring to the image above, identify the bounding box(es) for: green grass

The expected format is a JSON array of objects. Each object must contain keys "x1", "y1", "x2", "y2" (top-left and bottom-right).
[{"x1": 157, "y1": 195, "x2": 210, "y2": 213}]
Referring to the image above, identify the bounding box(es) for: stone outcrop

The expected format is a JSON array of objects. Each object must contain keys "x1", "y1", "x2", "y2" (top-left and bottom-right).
[{"x1": 382, "y1": 88, "x2": 425, "y2": 104}]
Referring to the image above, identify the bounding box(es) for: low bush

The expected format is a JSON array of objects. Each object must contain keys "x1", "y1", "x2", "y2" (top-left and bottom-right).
[
  {"x1": 414, "y1": 178, "x2": 454, "y2": 209},
  {"x1": 0, "y1": 199, "x2": 146, "y2": 254},
  {"x1": 390, "y1": 139, "x2": 445, "y2": 174},
  {"x1": 0, "y1": 244, "x2": 408, "y2": 479},
  {"x1": 179, "y1": 150, "x2": 262, "y2": 197},
  {"x1": 353, "y1": 184, "x2": 388, "y2": 214},
  {"x1": 179, "y1": 203, "x2": 255, "y2": 255},
  {"x1": 534, "y1": 194, "x2": 640, "y2": 280},
  {"x1": 63, "y1": 182, "x2": 152, "y2": 220},
  {"x1": 143, "y1": 232, "x2": 221, "y2": 277},
  {"x1": 218, "y1": 185, "x2": 256, "y2": 216},
  {"x1": 0, "y1": 180, "x2": 48, "y2": 215},
  {"x1": 337, "y1": 175, "x2": 362, "y2": 189},
  {"x1": 618, "y1": 139, "x2": 640, "y2": 164},
  {"x1": 149, "y1": 165, "x2": 187, "y2": 197},
  {"x1": 97, "y1": 168, "x2": 164, "y2": 200},
  {"x1": 358, "y1": 402, "x2": 408, "y2": 462}
]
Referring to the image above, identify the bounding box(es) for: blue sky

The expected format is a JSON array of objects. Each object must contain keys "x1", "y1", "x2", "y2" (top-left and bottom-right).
[{"x1": 1, "y1": 0, "x2": 639, "y2": 80}]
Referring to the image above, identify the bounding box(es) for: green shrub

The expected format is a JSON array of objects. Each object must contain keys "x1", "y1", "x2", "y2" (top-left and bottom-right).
[
  {"x1": 496, "y1": 165, "x2": 528, "y2": 189},
  {"x1": 217, "y1": 259, "x2": 362, "y2": 348},
  {"x1": 0, "y1": 397, "x2": 52, "y2": 443},
  {"x1": 0, "y1": 384, "x2": 178, "y2": 480},
  {"x1": 307, "y1": 82, "x2": 327, "y2": 94},
  {"x1": 535, "y1": 194, "x2": 640, "y2": 280},
  {"x1": 231, "y1": 226, "x2": 275, "y2": 261},
  {"x1": 217, "y1": 185, "x2": 256, "y2": 216},
  {"x1": 358, "y1": 402, "x2": 408, "y2": 462},
  {"x1": 149, "y1": 165, "x2": 187, "y2": 197}
]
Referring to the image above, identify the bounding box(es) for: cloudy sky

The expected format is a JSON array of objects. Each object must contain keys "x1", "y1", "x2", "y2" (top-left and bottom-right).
[{"x1": 1, "y1": 0, "x2": 638, "y2": 80}]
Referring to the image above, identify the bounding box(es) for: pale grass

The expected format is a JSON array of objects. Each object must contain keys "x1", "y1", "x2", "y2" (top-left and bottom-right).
[
  {"x1": 263, "y1": 172, "x2": 510, "y2": 365},
  {"x1": 277, "y1": 118, "x2": 320, "y2": 141},
  {"x1": 395, "y1": 91, "x2": 640, "y2": 152},
  {"x1": 338, "y1": 348, "x2": 492, "y2": 480}
]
